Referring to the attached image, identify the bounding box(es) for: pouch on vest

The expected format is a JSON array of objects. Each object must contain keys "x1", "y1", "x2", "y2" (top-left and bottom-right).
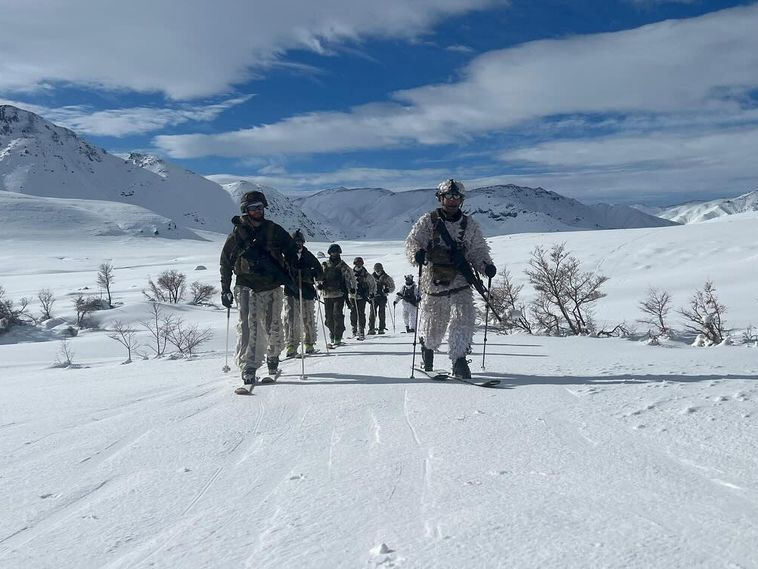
[{"x1": 428, "y1": 245, "x2": 458, "y2": 286}]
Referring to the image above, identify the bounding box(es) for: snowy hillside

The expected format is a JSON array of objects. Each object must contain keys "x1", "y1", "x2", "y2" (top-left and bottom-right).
[
  {"x1": 646, "y1": 189, "x2": 758, "y2": 224},
  {"x1": 295, "y1": 184, "x2": 675, "y2": 239},
  {"x1": 221, "y1": 180, "x2": 332, "y2": 241},
  {"x1": 0, "y1": 105, "x2": 236, "y2": 234},
  {"x1": 0, "y1": 191, "x2": 199, "y2": 240},
  {"x1": 2, "y1": 216, "x2": 758, "y2": 567}
]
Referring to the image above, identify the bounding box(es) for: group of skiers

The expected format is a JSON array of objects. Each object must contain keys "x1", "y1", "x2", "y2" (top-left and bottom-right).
[{"x1": 220, "y1": 178, "x2": 496, "y2": 393}]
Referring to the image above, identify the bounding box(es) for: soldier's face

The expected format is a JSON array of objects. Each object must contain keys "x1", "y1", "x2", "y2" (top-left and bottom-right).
[
  {"x1": 440, "y1": 194, "x2": 462, "y2": 212},
  {"x1": 246, "y1": 203, "x2": 265, "y2": 220}
]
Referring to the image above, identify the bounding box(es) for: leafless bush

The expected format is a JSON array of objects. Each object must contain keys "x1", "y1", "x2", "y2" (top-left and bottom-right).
[
  {"x1": 73, "y1": 295, "x2": 101, "y2": 327},
  {"x1": 53, "y1": 338, "x2": 76, "y2": 368},
  {"x1": 107, "y1": 320, "x2": 140, "y2": 363},
  {"x1": 596, "y1": 322, "x2": 633, "y2": 338},
  {"x1": 638, "y1": 288, "x2": 671, "y2": 338},
  {"x1": 741, "y1": 325, "x2": 758, "y2": 346},
  {"x1": 0, "y1": 286, "x2": 31, "y2": 332},
  {"x1": 678, "y1": 280, "x2": 727, "y2": 344},
  {"x1": 189, "y1": 281, "x2": 217, "y2": 305},
  {"x1": 97, "y1": 262, "x2": 115, "y2": 308},
  {"x1": 38, "y1": 288, "x2": 56, "y2": 320},
  {"x1": 529, "y1": 292, "x2": 562, "y2": 336},
  {"x1": 485, "y1": 270, "x2": 532, "y2": 334},
  {"x1": 145, "y1": 270, "x2": 186, "y2": 303},
  {"x1": 165, "y1": 317, "x2": 213, "y2": 357},
  {"x1": 140, "y1": 302, "x2": 175, "y2": 357},
  {"x1": 526, "y1": 244, "x2": 608, "y2": 335}
]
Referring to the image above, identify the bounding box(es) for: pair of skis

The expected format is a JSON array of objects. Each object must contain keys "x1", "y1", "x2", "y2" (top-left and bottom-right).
[
  {"x1": 234, "y1": 369, "x2": 282, "y2": 395},
  {"x1": 414, "y1": 368, "x2": 500, "y2": 388}
]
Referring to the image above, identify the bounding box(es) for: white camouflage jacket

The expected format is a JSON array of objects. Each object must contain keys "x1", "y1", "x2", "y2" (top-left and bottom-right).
[{"x1": 405, "y1": 208, "x2": 493, "y2": 295}]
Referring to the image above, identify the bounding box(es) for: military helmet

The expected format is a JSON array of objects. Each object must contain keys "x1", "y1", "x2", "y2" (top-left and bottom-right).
[
  {"x1": 240, "y1": 190, "x2": 268, "y2": 212},
  {"x1": 327, "y1": 243, "x2": 342, "y2": 255},
  {"x1": 435, "y1": 179, "x2": 465, "y2": 201}
]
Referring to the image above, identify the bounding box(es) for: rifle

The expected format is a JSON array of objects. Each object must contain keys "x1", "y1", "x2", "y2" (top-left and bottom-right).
[{"x1": 432, "y1": 217, "x2": 504, "y2": 323}]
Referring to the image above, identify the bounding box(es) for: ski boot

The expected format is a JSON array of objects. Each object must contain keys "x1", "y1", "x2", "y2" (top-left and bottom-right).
[
  {"x1": 242, "y1": 367, "x2": 257, "y2": 385},
  {"x1": 285, "y1": 345, "x2": 297, "y2": 358},
  {"x1": 377, "y1": 328, "x2": 385, "y2": 335},
  {"x1": 305, "y1": 343, "x2": 315, "y2": 354},
  {"x1": 367, "y1": 328, "x2": 376, "y2": 335},
  {"x1": 358, "y1": 328, "x2": 365, "y2": 341},
  {"x1": 351, "y1": 326, "x2": 358, "y2": 337},
  {"x1": 452, "y1": 357, "x2": 472, "y2": 379},
  {"x1": 405, "y1": 325, "x2": 411, "y2": 333},
  {"x1": 421, "y1": 347, "x2": 434, "y2": 372},
  {"x1": 266, "y1": 356, "x2": 280, "y2": 376}
]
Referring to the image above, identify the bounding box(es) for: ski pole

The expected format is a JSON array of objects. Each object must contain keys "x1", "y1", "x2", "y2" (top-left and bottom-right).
[
  {"x1": 316, "y1": 290, "x2": 330, "y2": 354},
  {"x1": 298, "y1": 270, "x2": 306, "y2": 379},
  {"x1": 390, "y1": 301, "x2": 396, "y2": 333},
  {"x1": 410, "y1": 263, "x2": 423, "y2": 378},
  {"x1": 222, "y1": 305, "x2": 231, "y2": 373},
  {"x1": 481, "y1": 275, "x2": 492, "y2": 370}
]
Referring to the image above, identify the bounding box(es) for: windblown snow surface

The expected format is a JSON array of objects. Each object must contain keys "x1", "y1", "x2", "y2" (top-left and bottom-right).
[{"x1": 1, "y1": 214, "x2": 758, "y2": 568}]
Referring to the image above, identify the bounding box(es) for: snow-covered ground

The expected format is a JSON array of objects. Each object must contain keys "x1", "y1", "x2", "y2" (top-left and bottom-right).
[{"x1": 2, "y1": 215, "x2": 758, "y2": 568}]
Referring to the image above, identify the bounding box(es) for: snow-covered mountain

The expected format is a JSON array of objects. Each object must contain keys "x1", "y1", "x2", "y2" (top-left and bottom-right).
[
  {"x1": 295, "y1": 184, "x2": 676, "y2": 239},
  {"x1": 639, "y1": 190, "x2": 758, "y2": 224},
  {"x1": 0, "y1": 105, "x2": 236, "y2": 235},
  {"x1": 221, "y1": 181, "x2": 332, "y2": 241}
]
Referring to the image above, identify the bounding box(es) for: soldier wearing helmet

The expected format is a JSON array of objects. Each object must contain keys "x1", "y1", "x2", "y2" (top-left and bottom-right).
[{"x1": 405, "y1": 179, "x2": 496, "y2": 379}]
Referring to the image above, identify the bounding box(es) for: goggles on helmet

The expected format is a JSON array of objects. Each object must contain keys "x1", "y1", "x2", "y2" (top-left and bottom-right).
[{"x1": 245, "y1": 202, "x2": 265, "y2": 212}]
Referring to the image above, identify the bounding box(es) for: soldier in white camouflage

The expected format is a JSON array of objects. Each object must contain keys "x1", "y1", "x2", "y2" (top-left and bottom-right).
[{"x1": 405, "y1": 179, "x2": 496, "y2": 379}]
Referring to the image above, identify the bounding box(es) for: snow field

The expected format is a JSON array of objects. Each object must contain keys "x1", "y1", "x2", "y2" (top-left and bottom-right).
[{"x1": 2, "y1": 217, "x2": 758, "y2": 567}]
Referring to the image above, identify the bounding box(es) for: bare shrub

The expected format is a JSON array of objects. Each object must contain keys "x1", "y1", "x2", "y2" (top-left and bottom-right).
[
  {"x1": 107, "y1": 320, "x2": 140, "y2": 363},
  {"x1": 638, "y1": 288, "x2": 671, "y2": 338},
  {"x1": 140, "y1": 302, "x2": 175, "y2": 357},
  {"x1": 165, "y1": 317, "x2": 213, "y2": 357},
  {"x1": 486, "y1": 270, "x2": 532, "y2": 334},
  {"x1": 145, "y1": 270, "x2": 186, "y2": 303},
  {"x1": 1, "y1": 286, "x2": 32, "y2": 332},
  {"x1": 97, "y1": 262, "x2": 115, "y2": 308},
  {"x1": 678, "y1": 280, "x2": 727, "y2": 345},
  {"x1": 189, "y1": 281, "x2": 217, "y2": 306},
  {"x1": 73, "y1": 295, "x2": 101, "y2": 327},
  {"x1": 38, "y1": 288, "x2": 56, "y2": 320},
  {"x1": 526, "y1": 244, "x2": 608, "y2": 335},
  {"x1": 53, "y1": 338, "x2": 76, "y2": 368},
  {"x1": 741, "y1": 325, "x2": 758, "y2": 346}
]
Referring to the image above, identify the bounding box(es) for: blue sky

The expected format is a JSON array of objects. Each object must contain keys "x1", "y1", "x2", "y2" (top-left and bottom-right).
[{"x1": 1, "y1": 0, "x2": 757, "y2": 205}]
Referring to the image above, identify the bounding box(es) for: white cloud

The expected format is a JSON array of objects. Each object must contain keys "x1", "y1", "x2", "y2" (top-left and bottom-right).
[
  {"x1": 154, "y1": 3, "x2": 758, "y2": 158},
  {"x1": 0, "y1": 96, "x2": 252, "y2": 137},
  {"x1": 0, "y1": 0, "x2": 504, "y2": 99}
]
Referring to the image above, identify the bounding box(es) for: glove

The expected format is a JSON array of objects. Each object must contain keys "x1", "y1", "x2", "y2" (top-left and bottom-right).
[
  {"x1": 414, "y1": 249, "x2": 426, "y2": 265},
  {"x1": 484, "y1": 264, "x2": 497, "y2": 278},
  {"x1": 221, "y1": 291, "x2": 234, "y2": 308},
  {"x1": 316, "y1": 283, "x2": 324, "y2": 290}
]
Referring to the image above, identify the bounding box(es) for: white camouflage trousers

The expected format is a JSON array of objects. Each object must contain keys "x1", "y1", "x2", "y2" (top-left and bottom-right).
[
  {"x1": 401, "y1": 301, "x2": 418, "y2": 330},
  {"x1": 284, "y1": 295, "x2": 317, "y2": 347},
  {"x1": 419, "y1": 288, "x2": 475, "y2": 362},
  {"x1": 234, "y1": 286, "x2": 284, "y2": 371}
]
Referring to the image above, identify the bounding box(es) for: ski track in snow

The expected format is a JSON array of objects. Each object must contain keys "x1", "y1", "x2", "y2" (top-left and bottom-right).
[{"x1": 3, "y1": 228, "x2": 758, "y2": 568}]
